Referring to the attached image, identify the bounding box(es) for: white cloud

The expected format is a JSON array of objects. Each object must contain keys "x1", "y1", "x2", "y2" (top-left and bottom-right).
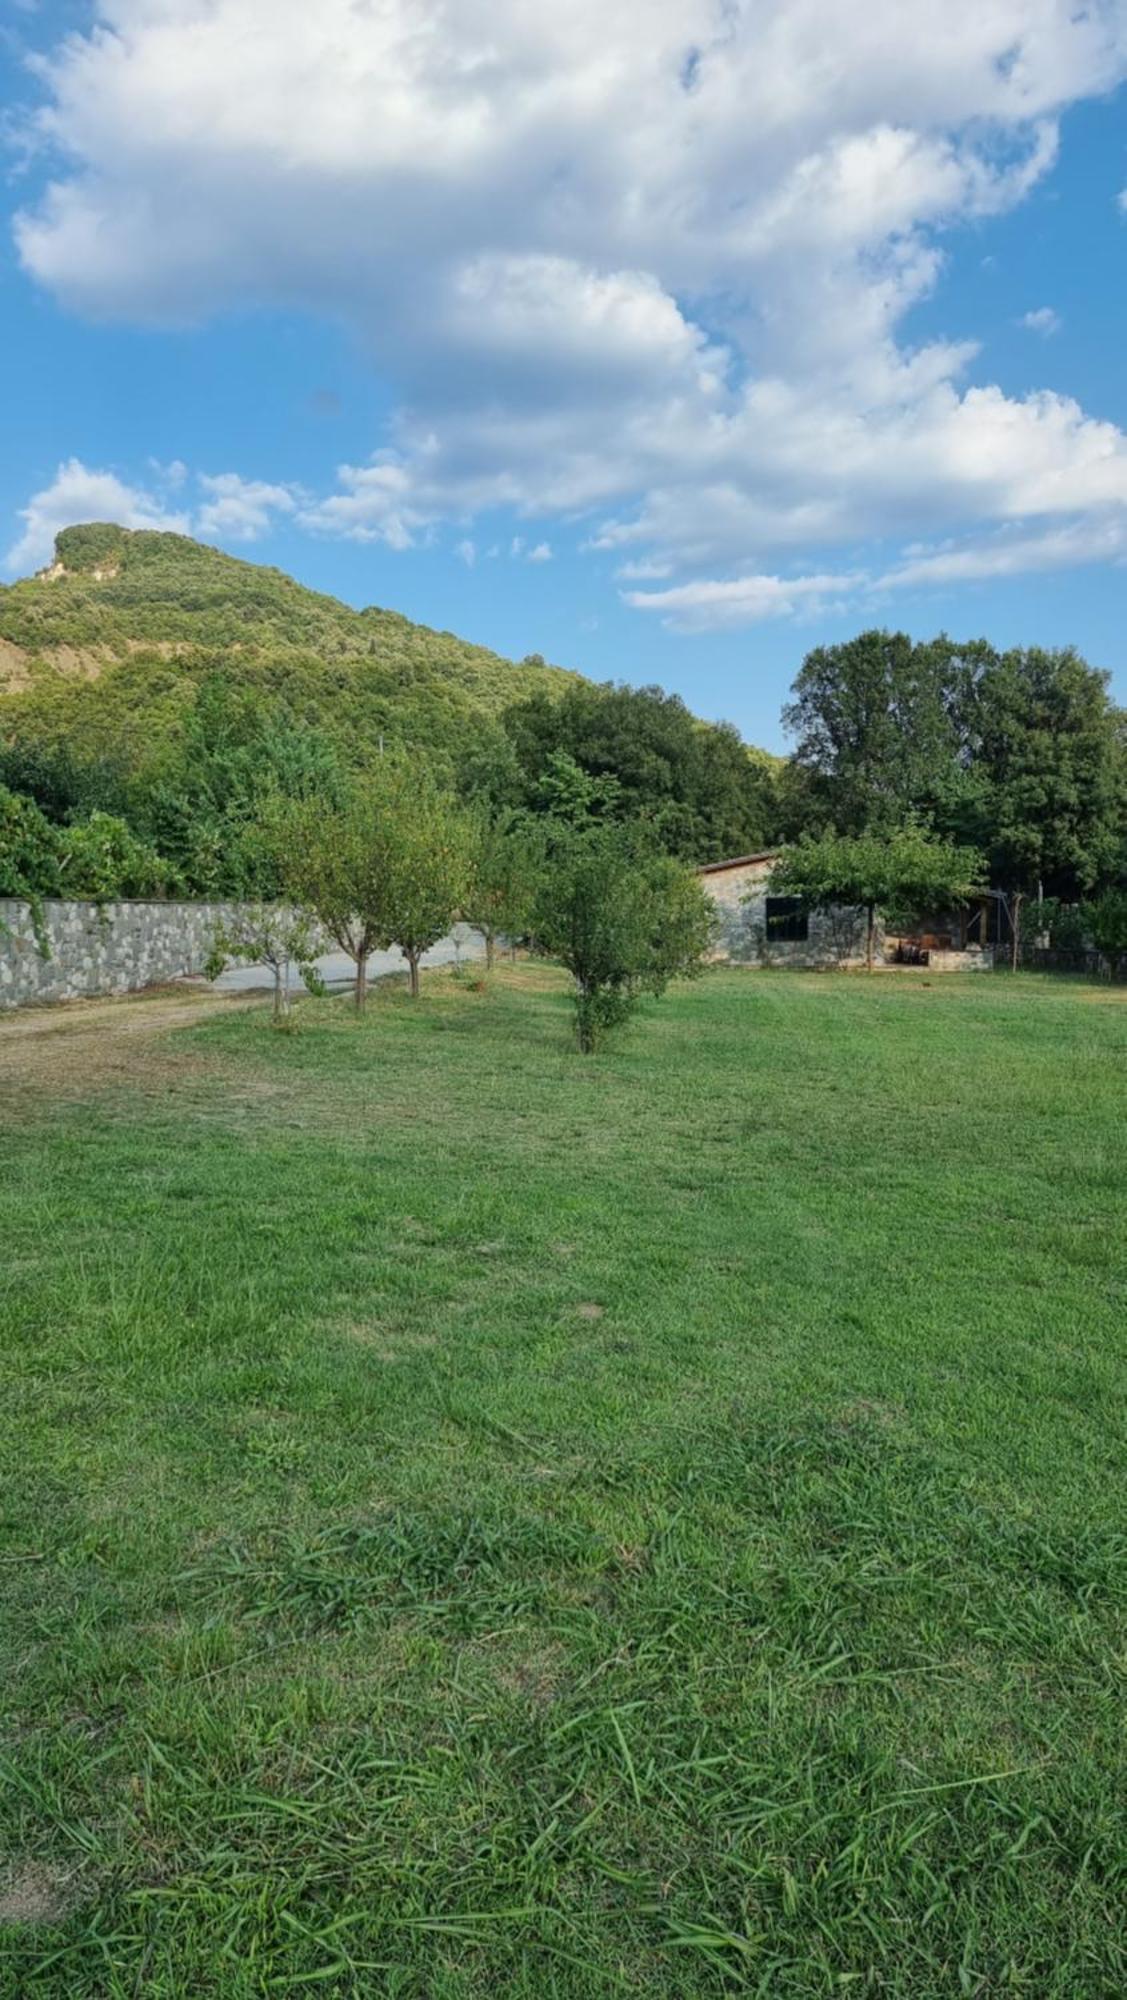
[
  {"x1": 527, "y1": 541, "x2": 552, "y2": 563},
  {"x1": 615, "y1": 557, "x2": 673, "y2": 580},
  {"x1": 5, "y1": 461, "x2": 297, "y2": 572},
  {"x1": 296, "y1": 454, "x2": 430, "y2": 550},
  {"x1": 455, "y1": 537, "x2": 476, "y2": 567},
  {"x1": 196, "y1": 472, "x2": 301, "y2": 541},
  {"x1": 623, "y1": 567, "x2": 864, "y2": 631},
  {"x1": 147, "y1": 456, "x2": 188, "y2": 487},
  {"x1": 628, "y1": 515, "x2": 1127, "y2": 630},
  {"x1": 1020, "y1": 305, "x2": 1062, "y2": 335},
  {"x1": 11, "y1": 2, "x2": 1127, "y2": 621},
  {"x1": 5, "y1": 458, "x2": 190, "y2": 573},
  {"x1": 879, "y1": 515, "x2": 1127, "y2": 587}
]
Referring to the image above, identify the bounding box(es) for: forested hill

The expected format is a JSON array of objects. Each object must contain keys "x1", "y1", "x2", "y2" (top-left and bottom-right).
[
  {"x1": 0, "y1": 523, "x2": 579, "y2": 762},
  {"x1": 3, "y1": 526, "x2": 1123, "y2": 915},
  {"x1": 0, "y1": 523, "x2": 782, "y2": 884}
]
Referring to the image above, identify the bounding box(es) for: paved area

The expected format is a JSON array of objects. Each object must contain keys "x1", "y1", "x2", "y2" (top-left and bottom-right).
[{"x1": 211, "y1": 924, "x2": 486, "y2": 993}]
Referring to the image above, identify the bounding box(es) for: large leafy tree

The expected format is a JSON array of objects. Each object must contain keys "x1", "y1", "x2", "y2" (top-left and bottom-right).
[
  {"x1": 0, "y1": 741, "x2": 128, "y2": 825},
  {"x1": 503, "y1": 681, "x2": 779, "y2": 860},
  {"x1": 1, "y1": 788, "x2": 172, "y2": 954},
  {"x1": 783, "y1": 630, "x2": 960, "y2": 835},
  {"x1": 533, "y1": 823, "x2": 716, "y2": 1051},
  {"x1": 56, "y1": 812, "x2": 173, "y2": 902},
  {"x1": 942, "y1": 646, "x2": 1125, "y2": 901},
  {"x1": 0, "y1": 784, "x2": 63, "y2": 954},
  {"x1": 769, "y1": 824, "x2": 984, "y2": 970},
  {"x1": 139, "y1": 676, "x2": 346, "y2": 897}
]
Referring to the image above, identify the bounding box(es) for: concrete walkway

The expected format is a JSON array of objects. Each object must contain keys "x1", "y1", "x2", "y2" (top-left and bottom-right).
[{"x1": 210, "y1": 923, "x2": 487, "y2": 994}]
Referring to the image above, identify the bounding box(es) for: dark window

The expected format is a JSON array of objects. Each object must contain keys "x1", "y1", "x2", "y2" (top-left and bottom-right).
[{"x1": 765, "y1": 896, "x2": 809, "y2": 943}]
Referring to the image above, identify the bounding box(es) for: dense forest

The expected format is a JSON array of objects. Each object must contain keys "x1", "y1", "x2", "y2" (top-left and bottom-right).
[{"x1": 2, "y1": 524, "x2": 1125, "y2": 948}]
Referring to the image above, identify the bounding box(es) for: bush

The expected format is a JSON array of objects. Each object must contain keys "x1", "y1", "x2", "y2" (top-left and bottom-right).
[
  {"x1": 0, "y1": 785, "x2": 63, "y2": 954},
  {"x1": 1089, "y1": 889, "x2": 1127, "y2": 957},
  {"x1": 533, "y1": 823, "x2": 716, "y2": 1051},
  {"x1": 58, "y1": 812, "x2": 176, "y2": 901}
]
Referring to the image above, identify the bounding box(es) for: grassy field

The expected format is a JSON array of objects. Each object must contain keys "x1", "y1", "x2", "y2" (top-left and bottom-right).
[{"x1": 1, "y1": 965, "x2": 1125, "y2": 1996}]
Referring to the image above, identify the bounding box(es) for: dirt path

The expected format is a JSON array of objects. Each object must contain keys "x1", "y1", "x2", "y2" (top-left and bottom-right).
[{"x1": 0, "y1": 985, "x2": 263, "y2": 1099}]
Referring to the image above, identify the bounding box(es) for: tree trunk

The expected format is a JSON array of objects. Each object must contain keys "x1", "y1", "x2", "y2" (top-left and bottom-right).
[
  {"x1": 354, "y1": 954, "x2": 368, "y2": 1012},
  {"x1": 273, "y1": 961, "x2": 290, "y2": 1021},
  {"x1": 866, "y1": 902, "x2": 876, "y2": 972},
  {"x1": 406, "y1": 947, "x2": 421, "y2": 999},
  {"x1": 485, "y1": 930, "x2": 496, "y2": 973},
  {"x1": 1010, "y1": 889, "x2": 1024, "y2": 973},
  {"x1": 576, "y1": 980, "x2": 596, "y2": 1053}
]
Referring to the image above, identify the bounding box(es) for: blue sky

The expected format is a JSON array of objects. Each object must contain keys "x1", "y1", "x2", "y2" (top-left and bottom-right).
[{"x1": 2, "y1": 2, "x2": 1126, "y2": 752}]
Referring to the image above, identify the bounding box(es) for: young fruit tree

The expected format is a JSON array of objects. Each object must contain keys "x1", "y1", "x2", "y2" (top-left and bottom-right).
[
  {"x1": 533, "y1": 823, "x2": 716, "y2": 1052},
  {"x1": 283, "y1": 766, "x2": 469, "y2": 1009},
  {"x1": 205, "y1": 906, "x2": 326, "y2": 1022},
  {"x1": 768, "y1": 824, "x2": 985, "y2": 969},
  {"x1": 377, "y1": 769, "x2": 472, "y2": 998},
  {"x1": 282, "y1": 788, "x2": 396, "y2": 1012},
  {"x1": 463, "y1": 811, "x2": 544, "y2": 970}
]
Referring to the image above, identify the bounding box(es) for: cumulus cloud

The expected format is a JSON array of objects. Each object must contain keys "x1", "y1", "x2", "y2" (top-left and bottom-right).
[
  {"x1": 5, "y1": 458, "x2": 191, "y2": 573},
  {"x1": 1020, "y1": 305, "x2": 1062, "y2": 335},
  {"x1": 196, "y1": 472, "x2": 301, "y2": 541},
  {"x1": 296, "y1": 454, "x2": 432, "y2": 551},
  {"x1": 5, "y1": 461, "x2": 297, "y2": 572},
  {"x1": 11, "y1": 1, "x2": 1127, "y2": 620}
]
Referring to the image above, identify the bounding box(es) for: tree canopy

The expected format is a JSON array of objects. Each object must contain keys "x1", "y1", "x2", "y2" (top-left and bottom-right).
[
  {"x1": 283, "y1": 764, "x2": 469, "y2": 1007},
  {"x1": 783, "y1": 628, "x2": 1125, "y2": 903},
  {"x1": 502, "y1": 680, "x2": 781, "y2": 861},
  {"x1": 770, "y1": 824, "x2": 985, "y2": 968}
]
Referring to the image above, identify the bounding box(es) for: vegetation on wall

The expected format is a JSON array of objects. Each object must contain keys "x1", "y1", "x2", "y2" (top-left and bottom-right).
[{"x1": 1, "y1": 784, "x2": 171, "y2": 953}]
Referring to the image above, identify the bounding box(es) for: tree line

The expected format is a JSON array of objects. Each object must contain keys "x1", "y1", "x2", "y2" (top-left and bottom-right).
[
  {"x1": 3, "y1": 625, "x2": 1126, "y2": 1037},
  {"x1": 204, "y1": 768, "x2": 715, "y2": 1053},
  {"x1": 773, "y1": 631, "x2": 1127, "y2": 960}
]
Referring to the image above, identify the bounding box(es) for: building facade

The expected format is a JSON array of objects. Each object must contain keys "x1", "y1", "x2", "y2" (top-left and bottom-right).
[{"x1": 697, "y1": 854, "x2": 995, "y2": 971}]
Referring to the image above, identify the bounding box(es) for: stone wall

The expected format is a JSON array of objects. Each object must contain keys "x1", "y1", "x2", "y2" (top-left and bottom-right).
[{"x1": 0, "y1": 898, "x2": 242, "y2": 1010}]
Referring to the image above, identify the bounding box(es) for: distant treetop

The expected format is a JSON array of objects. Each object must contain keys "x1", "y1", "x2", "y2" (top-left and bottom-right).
[{"x1": 52, "y1": 522, "x2": 130, "y2": 573}]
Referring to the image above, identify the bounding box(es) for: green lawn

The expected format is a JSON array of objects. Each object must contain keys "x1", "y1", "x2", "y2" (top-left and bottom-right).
[{"x1": 2, "y1": 966, "x2": 1125, "y2": 1996}]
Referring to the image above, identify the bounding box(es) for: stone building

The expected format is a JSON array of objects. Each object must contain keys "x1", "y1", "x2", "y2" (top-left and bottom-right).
[{"x1": 697, "y1": 853, "x2": 996, "y2": 971}]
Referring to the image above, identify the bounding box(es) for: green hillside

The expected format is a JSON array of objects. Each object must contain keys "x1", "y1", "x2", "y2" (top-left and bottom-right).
[
  {"x1": 0, "y1": 523, "x2": 578, "y2": 770},
  {"x1": 0, "y1": 524, "x2": 785, "y2": 889}
]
